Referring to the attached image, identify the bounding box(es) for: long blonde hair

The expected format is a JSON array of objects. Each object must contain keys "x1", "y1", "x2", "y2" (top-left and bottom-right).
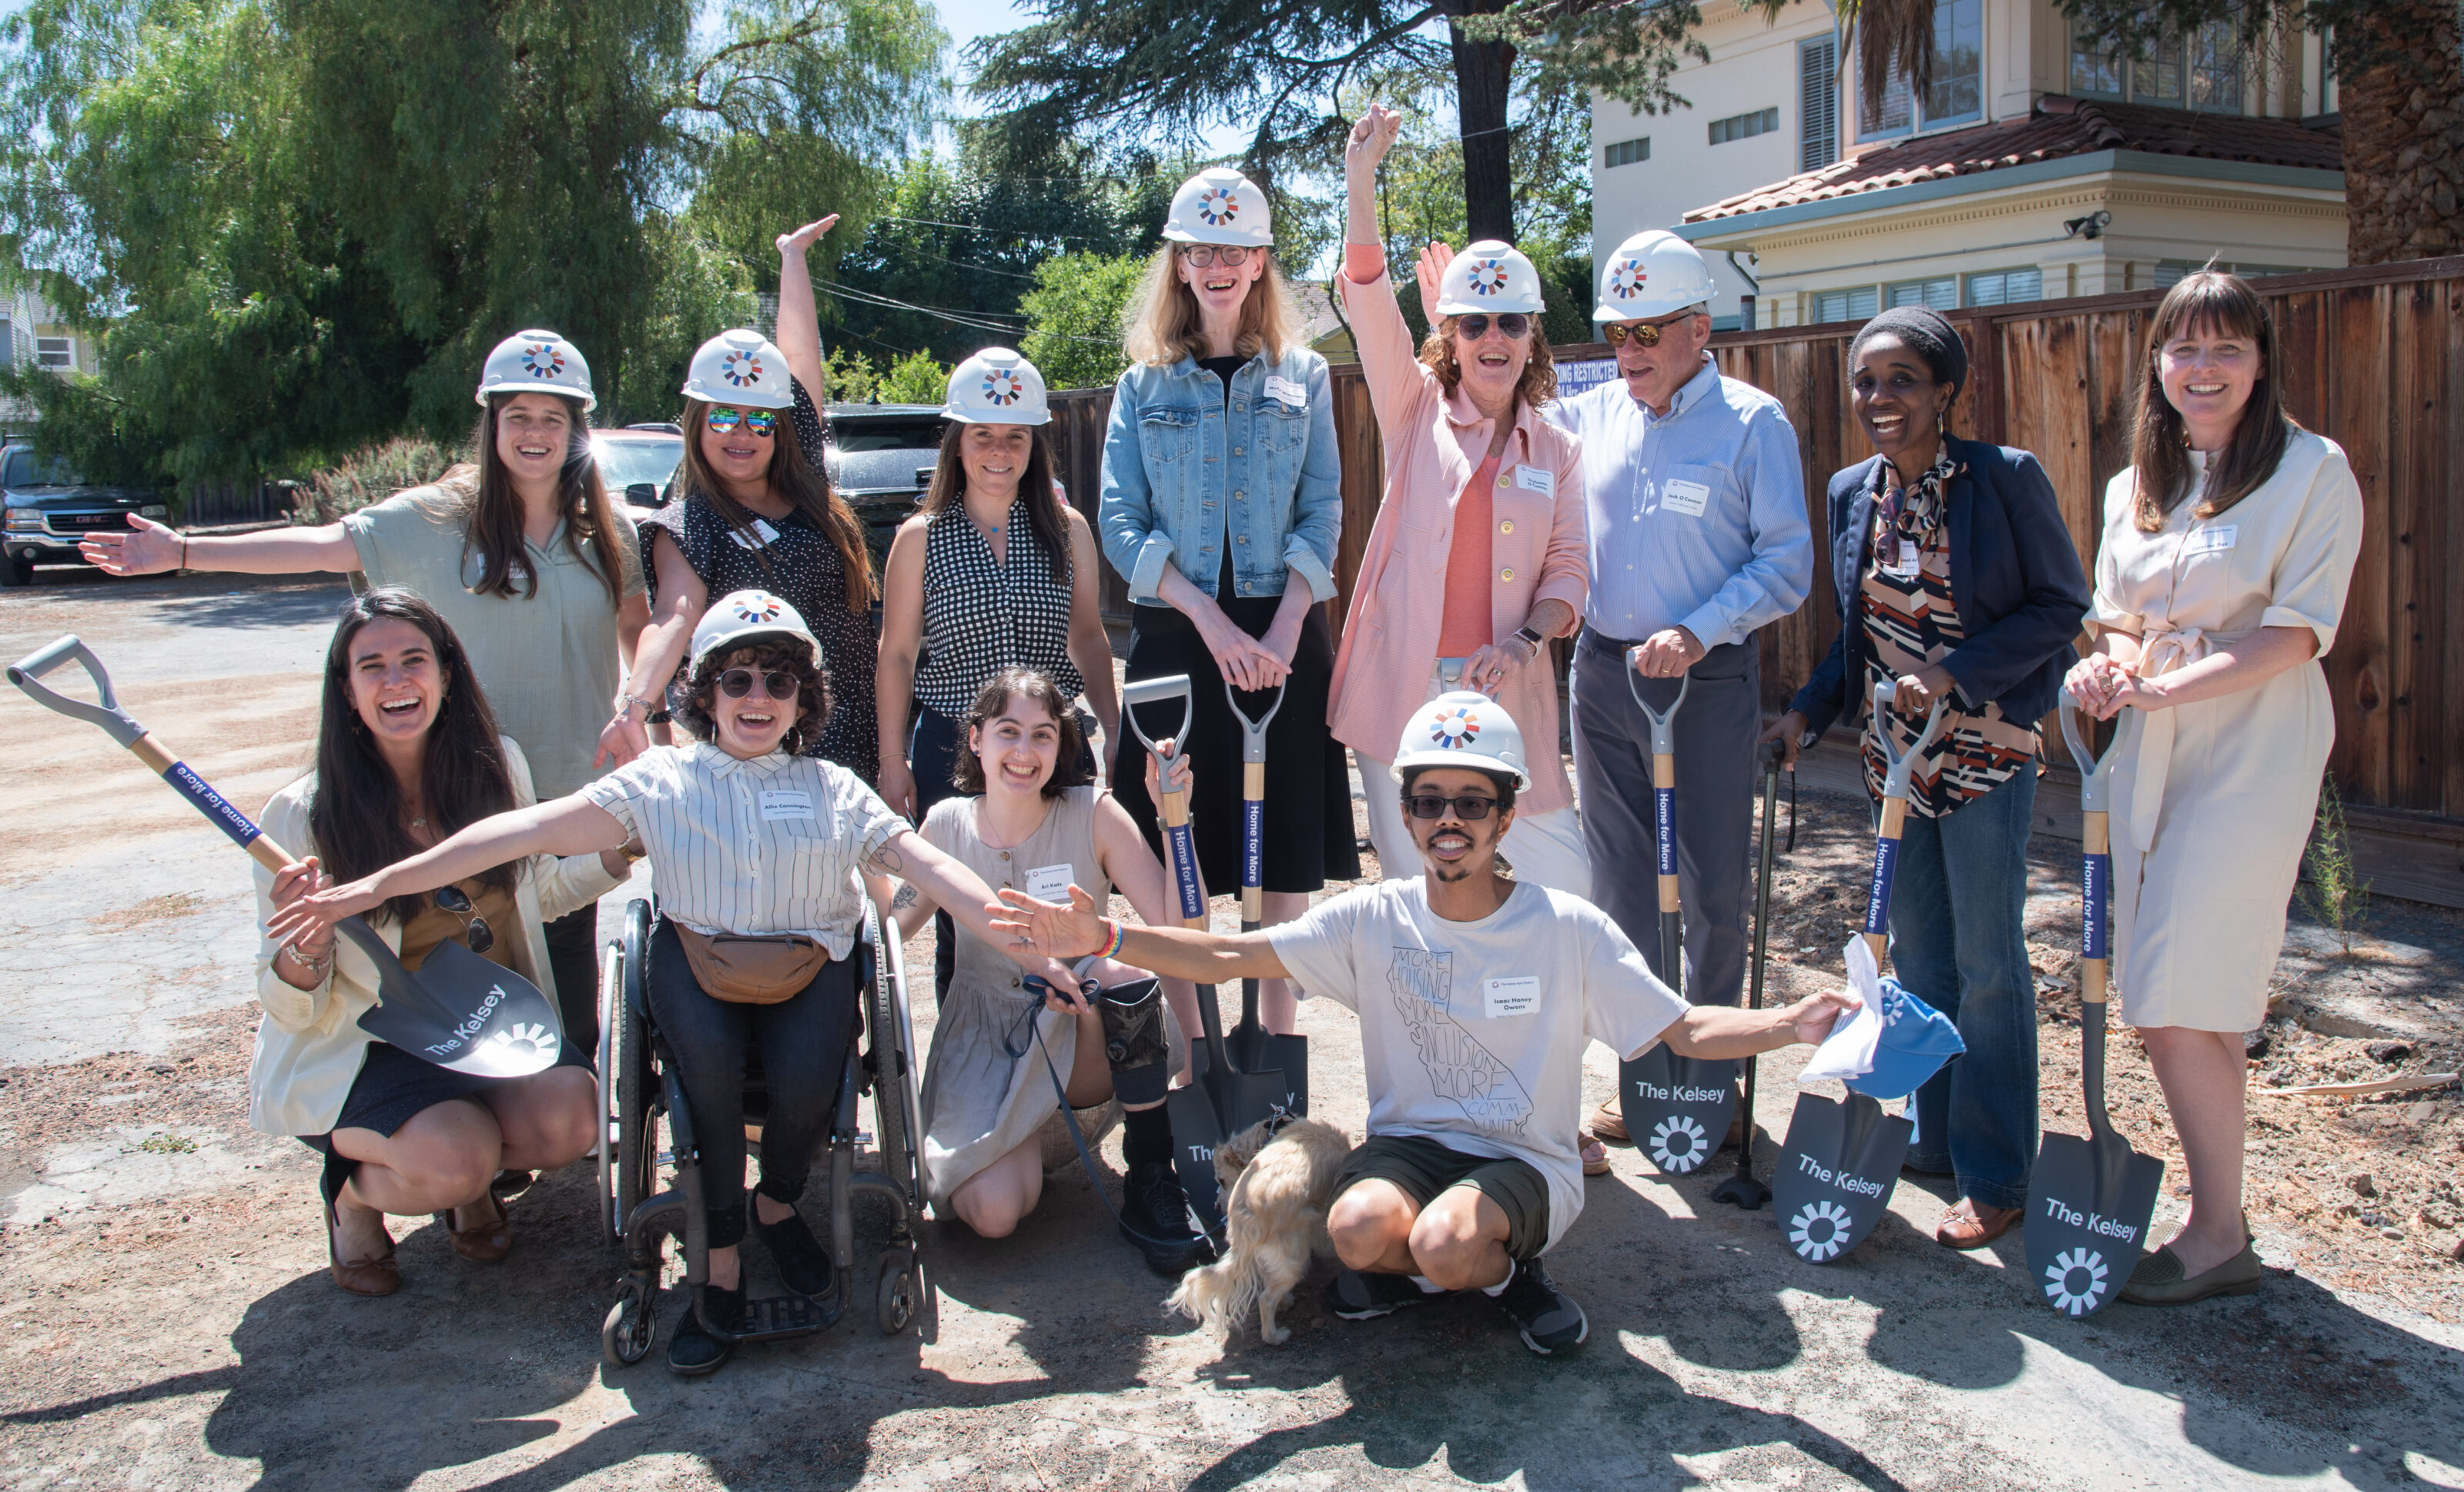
[{"x1": 1121, "y1": 245, "x2": 1304, "y2": 368}]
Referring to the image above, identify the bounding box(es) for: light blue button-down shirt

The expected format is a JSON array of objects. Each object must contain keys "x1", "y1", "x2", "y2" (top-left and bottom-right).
[{"x1": 1550, "y1": 355, "x2": 1813, "y2": 648}]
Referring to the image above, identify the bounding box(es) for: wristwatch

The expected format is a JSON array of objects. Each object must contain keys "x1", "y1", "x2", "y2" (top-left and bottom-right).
[{"x1": 1512, "y1": 625, "x2": 1547, "y2": 659}]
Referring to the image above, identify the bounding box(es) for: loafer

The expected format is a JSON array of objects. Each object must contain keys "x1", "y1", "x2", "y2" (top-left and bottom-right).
[
  {"x1": 1933, "y1": 1198, "x2": 2022, "y2": 1250},
  {"x1": 2121, "y1": 1240, "x2": 2263, "y2": 1306},
  {"x1": 667, "y1": 1286, "x2": 745, "y2": 1377},
  {"x1": 1578, "y1": 1129, "x2": 1612, "y2": 1177},
  {"x1": 326, "y1": 1198, "x2": 399, "y2": 1296},
  {"x1": 437, "y1": 1193, "x2": 512, "y2": 1263},
  {"x1": 1589, "y1": 1097, "x2": 1629, "y2": 1145}
]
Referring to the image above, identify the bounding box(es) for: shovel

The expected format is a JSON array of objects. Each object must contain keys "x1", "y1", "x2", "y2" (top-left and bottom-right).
[
  {"x1": 1773, "y1": 681, "x2": 1947, "y2": 1263},
  {"x1": 1216, "y1": 677, "x2": 1307, "y2": 1116},
  {"x1": 8, "y1": 635, "x2": 564, "y2": 1079},
  {"x1": 2024, "y1": 696, "x2": 2161, "y2": 1316},
  {"x1": 1614, "y1": 660, "x2": 1738, "y2": 1176},
  {"x1": 1712, "y1": 738, "x2": 1786, "y2": 1209},
  {"x1": 1120, "y1": 674, "x2": 1282, "y2": 1235}
]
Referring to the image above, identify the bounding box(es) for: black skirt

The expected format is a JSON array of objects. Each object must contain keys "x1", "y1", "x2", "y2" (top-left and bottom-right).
[
  {"x1": 1109, "y1": 599, "x2": 1361, "y2": 896},
  {"x1": 303, "y1": 1038, "x2": 591, "y2": 1152}
]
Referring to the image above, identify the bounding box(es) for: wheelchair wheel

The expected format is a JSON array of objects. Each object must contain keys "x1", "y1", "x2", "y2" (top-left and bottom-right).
[
  {"x1": 596, "y1": 939, "x2": 623, "y2": 1244},
  {"x1": 862, "y1": 908, "x2": 911, "y2": 1182},
  {"x1": 602, "y1": 1278, "x2": 657, "y2": 1367},
  {"x1": 875, "y1": 1249, "x2": 920, "y2": 1336},
  {"x1": 611, "y1": 902, "x2": 659, "y2": 1241}
]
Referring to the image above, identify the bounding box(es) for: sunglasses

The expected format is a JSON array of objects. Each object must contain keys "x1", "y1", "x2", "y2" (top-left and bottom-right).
[
  {"x1": 1180, "y1": 245, "x2": 1254, "y2": 268},
  {"x1": 1455, "y1": 313, "x2": 1531, "y2": 342},
  {"x1": 717, "y1": 667, "x2": 800, "y2": 700},
  {"x1": 1404, "y1": 792, "x2": 1501, "y2": 821},
  {"x1": 705, "y1": 408, "x2": 778, "y2": 437},
  {"x1": 434, "y1": 885, "x2": 494, "y2": 956},
  {"x1": 1604, "y1": 314, "x2": 1697, "y2": 348}
]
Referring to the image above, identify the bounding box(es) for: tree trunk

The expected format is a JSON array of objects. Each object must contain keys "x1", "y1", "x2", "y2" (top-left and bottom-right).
[
  {"x1": 2337, "y1": 0, "x2": 2464, "y2": 265},
  {"x1": 1440, "y1": 0, "x2": 1518, "y2": 244}
]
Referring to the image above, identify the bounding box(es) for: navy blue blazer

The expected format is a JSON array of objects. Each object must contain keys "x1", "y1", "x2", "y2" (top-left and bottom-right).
[{"x1": 1789, "y1": 436, "x2": 2091, "y2": 741}]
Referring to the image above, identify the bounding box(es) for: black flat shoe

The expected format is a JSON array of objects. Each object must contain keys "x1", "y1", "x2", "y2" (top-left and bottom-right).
[
  {"x1": 667, "y1": 1286, "x2": 745, "y2": 1377},
  {"x1": 755, "y1": 1209, "x2": 835, "y2": 1300}
]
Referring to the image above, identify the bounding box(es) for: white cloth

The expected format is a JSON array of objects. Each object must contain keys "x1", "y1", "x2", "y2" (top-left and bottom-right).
[
  {"x1": 1796, "y1": 937, "x2": 1884, "y2": 1084},
  {"x1": 1269, "y1": 878, "x2": 1686, "y2": 1250},
  {"x1": 2090, "y1": 432, "x2": 2362, "y2": 1031},
  {"x1": 578, "y1": 741, "x2": 906, "y2": 959},
  {"x1": 248, "y1": 738, "x2": 624, "y2": 1136}
]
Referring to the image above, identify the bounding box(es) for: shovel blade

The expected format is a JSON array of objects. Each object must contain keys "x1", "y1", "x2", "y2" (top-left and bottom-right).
[
  {"x1": 346, "y1": 925, "x2": 565, "y2": 1079},
  {"x1": 1772, "y1": 1092, "x2": 1910, "y2": 1264},
  {"x1": 1165, "y1": 1082, "x2": 1230, "y2": 1236},
  {"x1": 1200, "y1": 1024, "x2": 1310, "y2": 1117},
  {"x1": 1618, "y1": 1046, "x2": 1739, "y2": 1176},
  {"x1": 2024, "y1": 1131, "x2": 2164, "y2": 1318}
]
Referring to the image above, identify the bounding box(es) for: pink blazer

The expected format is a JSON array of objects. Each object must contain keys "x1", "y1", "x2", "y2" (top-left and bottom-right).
[{"x1": 1328, "y1": 269, "x2": 1589, "y2": 814}]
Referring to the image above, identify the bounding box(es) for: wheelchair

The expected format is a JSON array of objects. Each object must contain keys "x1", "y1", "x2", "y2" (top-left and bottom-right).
[{"x1": 594, "y1": 896, "x2": 931, "y2": 1367}]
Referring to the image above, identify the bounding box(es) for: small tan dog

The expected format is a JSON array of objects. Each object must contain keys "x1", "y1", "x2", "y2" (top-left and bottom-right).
[{"x1": 1166, "y1": 1115, "x2": 1351, "y2": 1346}]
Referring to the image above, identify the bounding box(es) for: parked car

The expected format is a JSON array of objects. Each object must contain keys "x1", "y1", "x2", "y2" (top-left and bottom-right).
[
  {"x1": 824, "y1": 403, "x2": 946, "y2": 567},
  {"x1": 592, "y1": 424, "x2": 685, "y2": 513},
  {"x1": 0, "y1": 443, "x2": 169, "y2": 587}
]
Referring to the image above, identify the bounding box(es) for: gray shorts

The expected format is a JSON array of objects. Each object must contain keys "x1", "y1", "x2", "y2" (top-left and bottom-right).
[{"x1": 1331, "y1": 1133, "x2": 1552, "y2": 1260}]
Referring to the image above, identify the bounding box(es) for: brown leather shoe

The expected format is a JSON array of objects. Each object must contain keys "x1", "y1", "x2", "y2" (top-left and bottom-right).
[
  {"x1": 1578, "y1": 1129, "x2": 1612, "y2": 1176},
  {"x1": 438, "y1": 1193, "x2": 513, "y2": 1263},
  {"x1": 326, "y1": 1199, "x2": 400, "y2": 1296},
  {"x1": 1934, "y1": 1198, "x2": 2023, "y2": 1250},
  {"x1": 1589, "y1": 1097, "x2": 1630, "y2": 1145}
]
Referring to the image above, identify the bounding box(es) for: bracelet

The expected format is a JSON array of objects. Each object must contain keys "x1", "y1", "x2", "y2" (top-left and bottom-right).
[
  {"x1": 1100, "y1": 916, "x2": 1127, "y2": 960},
  {"x1": 282, "y1": 941, "x2": 333, "y2": 978},
  {"x1": 179, "y1": 534, "x2": 189, "y2": 570}
]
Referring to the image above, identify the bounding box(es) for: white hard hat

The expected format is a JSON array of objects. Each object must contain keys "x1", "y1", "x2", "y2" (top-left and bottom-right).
[
  {"x1": 681, "y1": 329, "x2": 795, "y2": 411},
  {"x1": 690, "y1": 589, "x2": 822, "y2": 675},
  {"x1": 1163, "y1": 167, "x2": 1273, "y2": 248},
  {"x1": 1435, "y1": 240, "x2": 1546, "y2": 316},
  {"x1": 1594, "y1": 229, "x2": 1717, "y2": 323},
  {"x1": 944, "y1": 347, "x2": 1052, "y2": 426},
  {"x1": 476, "y1": 329, "x2": 596, "y2": 412},
  {"x1": 1389, "y1": 691, "x2": 1532, "y2": 791}
]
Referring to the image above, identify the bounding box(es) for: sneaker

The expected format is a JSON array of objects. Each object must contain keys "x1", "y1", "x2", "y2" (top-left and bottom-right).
[
  {"x1": 666, "y1": 1285, "x2": 744, "y2": 1377},
  {"x1": 1324, "y1": 1268, "x2": 1438, "y2": 1320},
  {"x1": 1491, "y1": 1257, "x2": 1588, "y2": 1355},
  {"x1": 1118, "y1": 1161, "x2": 1212, "y2": 1276},
  {"x1": 755, "y1": 1208, "x2": 834, "y2": 1300}
]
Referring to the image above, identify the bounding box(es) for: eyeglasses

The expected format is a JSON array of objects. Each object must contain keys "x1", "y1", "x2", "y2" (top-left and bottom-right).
[
  {"x1": 1455, "y1": 313, "x2": 1532, "y2": 342},
  {"x1": 1604, "y1": 314, "x2": 1697, "y2": 348},
  {"x1": 1180, "y1": 245, "x2": 1254, "y2": 268},
  {"x1": 717, "y1": 667, "x2": 800, "y2": 700},
  {"x1": 1404, "y1": 792, "x2": 1501, "y2": 821},
  {"x1": 705, "y1": 408, "x2": 778, "y2": 437},
  {"x1": 434, "y1": 885, "x2": 494, "y2": 955}
]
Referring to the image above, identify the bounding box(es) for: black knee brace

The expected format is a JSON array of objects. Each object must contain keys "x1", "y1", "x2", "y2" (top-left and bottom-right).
[{"x1": 1098, "y1": 977, "x2": 1170, "y2": 1106}]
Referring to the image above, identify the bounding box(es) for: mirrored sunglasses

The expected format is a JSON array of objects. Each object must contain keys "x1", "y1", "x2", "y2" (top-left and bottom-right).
[
  {"x1": 1604, "y1": 315, "x2": 1695, "y2": 347},
  {"x1": 1456, "y1": 313, "x2": 1532, "y2": 342},
  {"x1": 705, "y1": 408, "x2": 778, "y2": 437}
]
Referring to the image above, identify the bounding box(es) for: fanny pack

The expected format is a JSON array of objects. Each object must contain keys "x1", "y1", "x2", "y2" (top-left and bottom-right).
[{"x1": 673, "y1": 925, "x2": 827, "y2": 1005}]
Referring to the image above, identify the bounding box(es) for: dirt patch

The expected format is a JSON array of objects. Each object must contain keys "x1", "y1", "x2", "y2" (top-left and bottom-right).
[{"x1": 85, "y1": 891, "x2": 213, "y2": 934}]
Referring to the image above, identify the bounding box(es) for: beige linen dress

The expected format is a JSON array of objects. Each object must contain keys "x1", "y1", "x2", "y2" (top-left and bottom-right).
[{"x1": 2091, "y1": 430, "x2": 2363, "y2": 1031}]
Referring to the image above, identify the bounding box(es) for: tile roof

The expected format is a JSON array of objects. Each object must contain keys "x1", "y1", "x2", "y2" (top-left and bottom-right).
[{"x1": 1682, "y1": 95, "x2": 2344, "y2": 223}]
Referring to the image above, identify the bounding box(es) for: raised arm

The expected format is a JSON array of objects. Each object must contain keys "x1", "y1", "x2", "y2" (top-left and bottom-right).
[
  {"x1": 775, "y1": 213, "x2": 840, "y2": 403},
  {"x1": 81, "y1": 514, "x2": 361, "y2": 577}
]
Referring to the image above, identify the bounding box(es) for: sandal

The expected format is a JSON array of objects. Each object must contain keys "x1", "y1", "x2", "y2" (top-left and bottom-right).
[
  {"x1": 1589, "y1": 1097, "x2": 1630, "y2": 1145},
  {"x1": 1579, "y1": 1129, "x2": 1612, "y2": 1177},
  {"x1": 437, "y1": 1190, "x2": 513, "y2": 1263}
]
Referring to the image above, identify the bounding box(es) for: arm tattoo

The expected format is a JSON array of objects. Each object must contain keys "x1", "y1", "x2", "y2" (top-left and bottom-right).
[
  {"x1": 862, "y1": 841, "x2": 906, "y2": 877},
  {"x1": 890, "y1": 884, "x2": 918, "y2": 910}
]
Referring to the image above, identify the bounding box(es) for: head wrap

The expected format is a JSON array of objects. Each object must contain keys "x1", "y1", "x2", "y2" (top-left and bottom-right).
[{"x1": 1850, "y1": 306, "x2": 1968, "y2": 401}]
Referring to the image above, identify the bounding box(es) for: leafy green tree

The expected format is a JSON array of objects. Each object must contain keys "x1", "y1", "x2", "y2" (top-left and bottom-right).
[
  {"x1": 875, "y1": 349, "x2": 952, "y2": 405},
  {"x1": 1018, "y1": 251, "x2": 1143, "y2": 390}
]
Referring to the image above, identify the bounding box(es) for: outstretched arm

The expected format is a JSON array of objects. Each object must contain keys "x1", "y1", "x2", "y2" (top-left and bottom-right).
[
  {"x1": 1659, "y1": 988, "x2": 1860, "y2": 1061},
  {"x1": 993, "y1": 884, "x2": 1289, "y2": 985},
  {"x1": 862, "y1": 829, "x2": 1074, "y2": 989},
  {"x1": 82, "y1": 514, "x2": 361, "y2": 577},
  {"x1": 266, "y1": 796, "x2": 631, "y2": 944}
]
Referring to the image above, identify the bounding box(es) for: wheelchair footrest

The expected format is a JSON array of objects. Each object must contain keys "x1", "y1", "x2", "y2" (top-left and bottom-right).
[{"x1": 727, "y1": 1290, "x2": 842, "y2": 1342}]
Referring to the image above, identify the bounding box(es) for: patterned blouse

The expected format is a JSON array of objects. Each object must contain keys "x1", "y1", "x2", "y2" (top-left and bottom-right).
[
  {"x1": 1858, "y1": 449, "x2": 2039, "y2": 817},
  {"x1": 641, "y1": 378, "x2": 880, "y2": 784},
  {"x1": 912, "y1": 497, "x2": 1084, "y2": 716}
]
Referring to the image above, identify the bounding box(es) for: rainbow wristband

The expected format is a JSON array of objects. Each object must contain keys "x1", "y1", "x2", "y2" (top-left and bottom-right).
[{"x1": 1100, "y1": 917, "x2": 1127, "y2": 961}]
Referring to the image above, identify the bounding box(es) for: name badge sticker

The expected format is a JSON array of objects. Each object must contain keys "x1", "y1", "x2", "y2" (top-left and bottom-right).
[
  {"x1": 2185, "y1": 524, "x2": 2238, "y2": 556},
  {"x1": 728, "y1": 517, "x2": 783, "y2": 551},
  {"x1": 1262, "y1": 374, "x2": 1307, "y2": 410},
  {"x1": 1661, "y1": 478, "x2": 1712, "y2": 517},
  {"x1": 759, "y1": 790, "x2": 815, "y2": 821},
  {"x1": 1483, "y1": 976, "x2": 1540, "y2": 1019},
  {"x1": 1514, "y1": 463, "x2": 1555, "y2": 497},
  {"x1": 1024, "y1": 862, "x2": 1074, "y2": 902}
]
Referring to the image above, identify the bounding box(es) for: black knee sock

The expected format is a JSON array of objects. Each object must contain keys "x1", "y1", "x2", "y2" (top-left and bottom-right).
[{"x1": 1121, "y1": 1104, "x2": 1173, "y2": 1167}]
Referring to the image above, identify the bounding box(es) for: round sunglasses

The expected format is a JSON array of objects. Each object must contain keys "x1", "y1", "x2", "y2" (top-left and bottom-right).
[
  {"x1": 433, "y1": 885, "x2": 494, "y2": 955},
  {"x1": 717, "y1": 667, "x2": 800, "y2": 700},
  {"x1": 705, "y1": 408, "x2": 778, "y2": 437},
  {"x1": 1404, "y1": 791, "x2": 1502, "y2": 821},
  {"x1": 1455, "y1": 313, "x2": 1532, "y2": 342},
  {"x1": 1603, "y1": 313, "x2": 1699, "y2": 348}
]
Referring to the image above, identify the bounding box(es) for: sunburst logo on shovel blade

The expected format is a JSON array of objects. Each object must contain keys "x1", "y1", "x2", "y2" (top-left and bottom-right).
[
  {"x1": 487, "y1": 1022, "x2": 556, "y2": 1059},
  {"x1": 2044, "y1": 1247, "x2": 2111, "y2": 1316},
  {"x1": 1649, "y1": 1114, "x2": 1709, "y2": 1173},
  {"x1": 1787, "y1": 1199, "x2": 1854, "y2": 1262}
]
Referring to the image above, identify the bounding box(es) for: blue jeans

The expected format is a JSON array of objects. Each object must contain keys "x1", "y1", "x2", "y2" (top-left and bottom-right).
[{"x1": 1880, "y1": 767, "x2": 2038, "y2": 1211}]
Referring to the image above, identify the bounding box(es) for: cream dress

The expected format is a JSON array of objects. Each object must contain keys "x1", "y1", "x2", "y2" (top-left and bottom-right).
[{"x1": 2091, "y1": 430, "x2": 2363, "y2": 1031}]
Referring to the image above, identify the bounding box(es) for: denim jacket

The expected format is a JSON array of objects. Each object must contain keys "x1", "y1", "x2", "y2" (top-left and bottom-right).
[{"x1": 1097, "y1": 346, "x2": 1344, "y2": 607}]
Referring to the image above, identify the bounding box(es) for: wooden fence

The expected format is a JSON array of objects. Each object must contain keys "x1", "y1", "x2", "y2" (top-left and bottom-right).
[{"x1": 1047, "y1": 254, "x2": 2464, "y2": 828}]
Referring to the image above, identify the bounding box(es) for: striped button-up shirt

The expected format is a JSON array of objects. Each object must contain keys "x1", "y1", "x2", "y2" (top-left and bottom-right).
[{"x1": 581, "y1": 742, "x2": 906, "y2": 959}]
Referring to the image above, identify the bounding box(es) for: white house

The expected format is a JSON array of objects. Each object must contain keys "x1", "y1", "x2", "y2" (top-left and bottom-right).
[
  {"x1": 1591, "y1": 1, "x2": 2345, "y2": 329},
  {"x1": 1, "y1": 285, "x2": 100, "y2": 432}
]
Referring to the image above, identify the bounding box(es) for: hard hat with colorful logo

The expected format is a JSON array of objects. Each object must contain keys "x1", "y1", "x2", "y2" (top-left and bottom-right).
[
  {"x1": 690, "y1": 589, "x2": 822, "y2": 675},
  {"x1": 1593, "y1": 229, "x2": 1717, "y2": 323},
  {"x1": 1434, "y1": 239, "x2": 1546, "y2": 317},
  {"x1": 1163, "y1": 167, "x2": 1273, "y2": 248},
  {"x1": 1389, "y1": 690, "x2": 1532, "y2": 791},
  {"x1": 943, "y1": 346, "x2": 1052, "y2": 427},
  {"x1": 681, "y1": 329, "x2": 795, "y2": 412},
  {"x1": 476, "y1": 329, "x2": 597, "y2": 412}
]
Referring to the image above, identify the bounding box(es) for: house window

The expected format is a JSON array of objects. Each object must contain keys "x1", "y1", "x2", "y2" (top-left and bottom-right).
[
  {"x1": 2154, "y1": 259, "x2": 2293, "y2": 289},
  {"x1": 2074, "y1": 17, "x2": 2241, "y2": 112},
  {"x1": 2132, "y1": 35, "x2": 2184, "y2": 105},
  {"x1": 1709, "y1": 107, "x2": 1780, "y2": 146},
  {"x1": 1812, "y1": 286, "x2": 1880, "y2": 324},
  {"x1": 1886, "y1": 277, "x2": 1957, "y2": 312},
  {"x1": 1604, "y1": 136, "x2": 1650, "y2": 168},
  {"x1": 2188, "y1": 19, "x2": 2241, "y2": 111},
  {"x1": 35, "y1": 337, "x2": 72, "y2": 369},
  {"x1": 1966, "y1": 268, "x2": 2044, "y2": 306},
  {"x1": 2071, "y1": 23, "x2": 2124, "y2": 97},
  {"x1": 1860, "y1": 0, "x2": 1983, "y2": 139},
  {"x1": 1799, "y1": 37, "x2": 1840, "y2": 172}
]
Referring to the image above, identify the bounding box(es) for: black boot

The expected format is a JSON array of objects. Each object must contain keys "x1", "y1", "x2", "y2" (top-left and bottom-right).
[
  {"x1": 1118, "y1": 1159, "x2": 1213, "y2": 1276},
  {"x1": 667, "y1": 1284, "x2": 744, "y2": 1377}
]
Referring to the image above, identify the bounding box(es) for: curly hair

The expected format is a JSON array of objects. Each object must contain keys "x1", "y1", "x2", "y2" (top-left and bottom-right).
[
  {"x1": 675, "y1": 638, "x2": 833, "y2": 755},
  {"x1": 1418, "y1": 319, "x2": 1557, "y2": 410},
  {"x1": 950, "y1": 667, "x2": 1093, "y2": 798}
]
